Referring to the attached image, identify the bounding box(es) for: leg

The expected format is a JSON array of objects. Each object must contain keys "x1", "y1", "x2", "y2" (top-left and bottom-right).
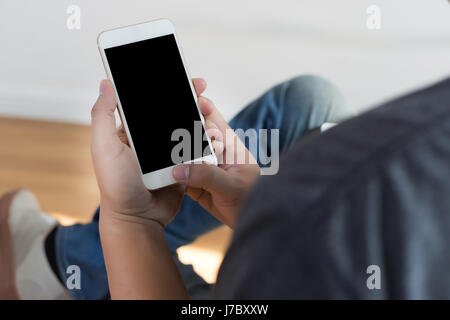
[
  {"x1": 54, "y1": 74, "x2": 355, "y2": 299},
  {"x1": 54, "y1": 208, "x2": 107, "y2": 299},
  {"x1": 230, "y1": 74, "x2": 355, "y2": 153},
  {"x1": 55, "y1": 208, "x2": 211, "y2": 299}
]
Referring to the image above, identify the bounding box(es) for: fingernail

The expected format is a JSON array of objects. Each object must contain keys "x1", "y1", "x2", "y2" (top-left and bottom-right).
[
  {"x1": 173, "y1": 165, "x2": 189, "y2": 181},
  {"x1": 99, "y1": 80, "x2": 107, "y2": 95}
]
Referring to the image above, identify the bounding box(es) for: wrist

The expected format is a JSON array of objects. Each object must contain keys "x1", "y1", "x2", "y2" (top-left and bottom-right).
[
  {"x1": 99, "y1": 200, "x2": 165, "y2": 238},
  {"x1": 99, "y1": 213, "x2": 165, "y2": 254}
]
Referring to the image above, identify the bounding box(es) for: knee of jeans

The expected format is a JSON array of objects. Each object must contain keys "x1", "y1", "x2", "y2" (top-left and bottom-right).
[{"x1": 283, "y1": 74, "x2": 356, "y2": 124}]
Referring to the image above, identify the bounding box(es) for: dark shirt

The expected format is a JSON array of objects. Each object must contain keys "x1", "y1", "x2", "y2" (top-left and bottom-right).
[{"x1": 214, "y1": 77, "x2": 450, "y2": 299}]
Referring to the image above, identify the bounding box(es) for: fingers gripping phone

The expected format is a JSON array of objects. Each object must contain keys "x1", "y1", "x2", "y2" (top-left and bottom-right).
[{"x1": 97, "y1": 19, "x2": 217, "y2": 190}]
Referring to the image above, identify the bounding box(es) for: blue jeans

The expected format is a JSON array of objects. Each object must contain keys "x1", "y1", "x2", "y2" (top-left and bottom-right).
[{"x1": 54, "y1": 75, "x2": 356, "y2": 299}]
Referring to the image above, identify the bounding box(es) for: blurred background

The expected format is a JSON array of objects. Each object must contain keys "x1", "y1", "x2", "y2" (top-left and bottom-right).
[{"x1": 0, "y1": 0, "x2": 449, "y2": 283}]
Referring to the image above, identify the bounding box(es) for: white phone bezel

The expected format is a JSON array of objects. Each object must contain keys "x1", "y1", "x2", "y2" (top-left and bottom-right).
[{"x1": 97, "y1": 19, "x2": 217, "y2": 190}]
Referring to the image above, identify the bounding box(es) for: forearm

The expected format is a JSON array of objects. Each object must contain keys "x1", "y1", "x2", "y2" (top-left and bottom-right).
[{"x1": 99, "y1": 205, "x2": 189, "y2": 300}]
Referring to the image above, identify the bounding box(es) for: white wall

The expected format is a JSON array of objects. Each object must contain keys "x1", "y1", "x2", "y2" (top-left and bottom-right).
[{"x1": 0, "y1": 0, "x2": 449, "y2": 123}]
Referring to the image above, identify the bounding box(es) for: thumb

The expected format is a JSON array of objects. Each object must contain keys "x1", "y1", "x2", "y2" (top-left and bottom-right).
[
  {"x1": 91, "y1": 80, "x2": 118, "y2": 148},
  {"x1": 172, "y1": 163, "x2": 233, "y2": 195}
]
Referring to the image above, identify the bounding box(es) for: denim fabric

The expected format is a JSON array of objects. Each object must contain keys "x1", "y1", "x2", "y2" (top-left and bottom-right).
[{"x1": 55, "y1": 75, "x2": 356, "y2": 299}]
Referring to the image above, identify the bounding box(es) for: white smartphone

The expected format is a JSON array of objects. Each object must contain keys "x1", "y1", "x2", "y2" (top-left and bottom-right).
[{"x1": 97, "y1": 19, "x2": 217, "y2": 190}]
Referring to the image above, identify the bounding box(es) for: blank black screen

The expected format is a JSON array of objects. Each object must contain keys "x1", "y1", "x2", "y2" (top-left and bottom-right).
[{"x1": 105, "y1": 34, "x2": 210, "y2": 174}]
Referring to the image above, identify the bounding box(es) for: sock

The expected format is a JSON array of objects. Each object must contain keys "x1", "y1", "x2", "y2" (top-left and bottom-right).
[{"x1": 44, "y1": 226, "x2": 64, "y2": 285}]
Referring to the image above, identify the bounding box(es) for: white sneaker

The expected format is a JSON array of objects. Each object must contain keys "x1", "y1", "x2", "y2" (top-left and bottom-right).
[{"x1": 7, "y1": 190, "x2": 71, "y2": 300}]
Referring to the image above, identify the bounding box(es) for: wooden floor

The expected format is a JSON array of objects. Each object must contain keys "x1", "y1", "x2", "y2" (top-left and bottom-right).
[{"x1": 0, "y1": 116, "x2": 231, "y2": 283}]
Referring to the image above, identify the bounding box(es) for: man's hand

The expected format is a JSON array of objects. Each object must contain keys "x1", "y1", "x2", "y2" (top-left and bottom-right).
[
  {"x1": 172, "y1": 84, "x2": 261, "y2": 228},
  {"x1": 91, "y1": 79, "x2": 207, "y2": 228},
  {"x1": 92, "y1": 78, "x2": 220, "y2": 300}
]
